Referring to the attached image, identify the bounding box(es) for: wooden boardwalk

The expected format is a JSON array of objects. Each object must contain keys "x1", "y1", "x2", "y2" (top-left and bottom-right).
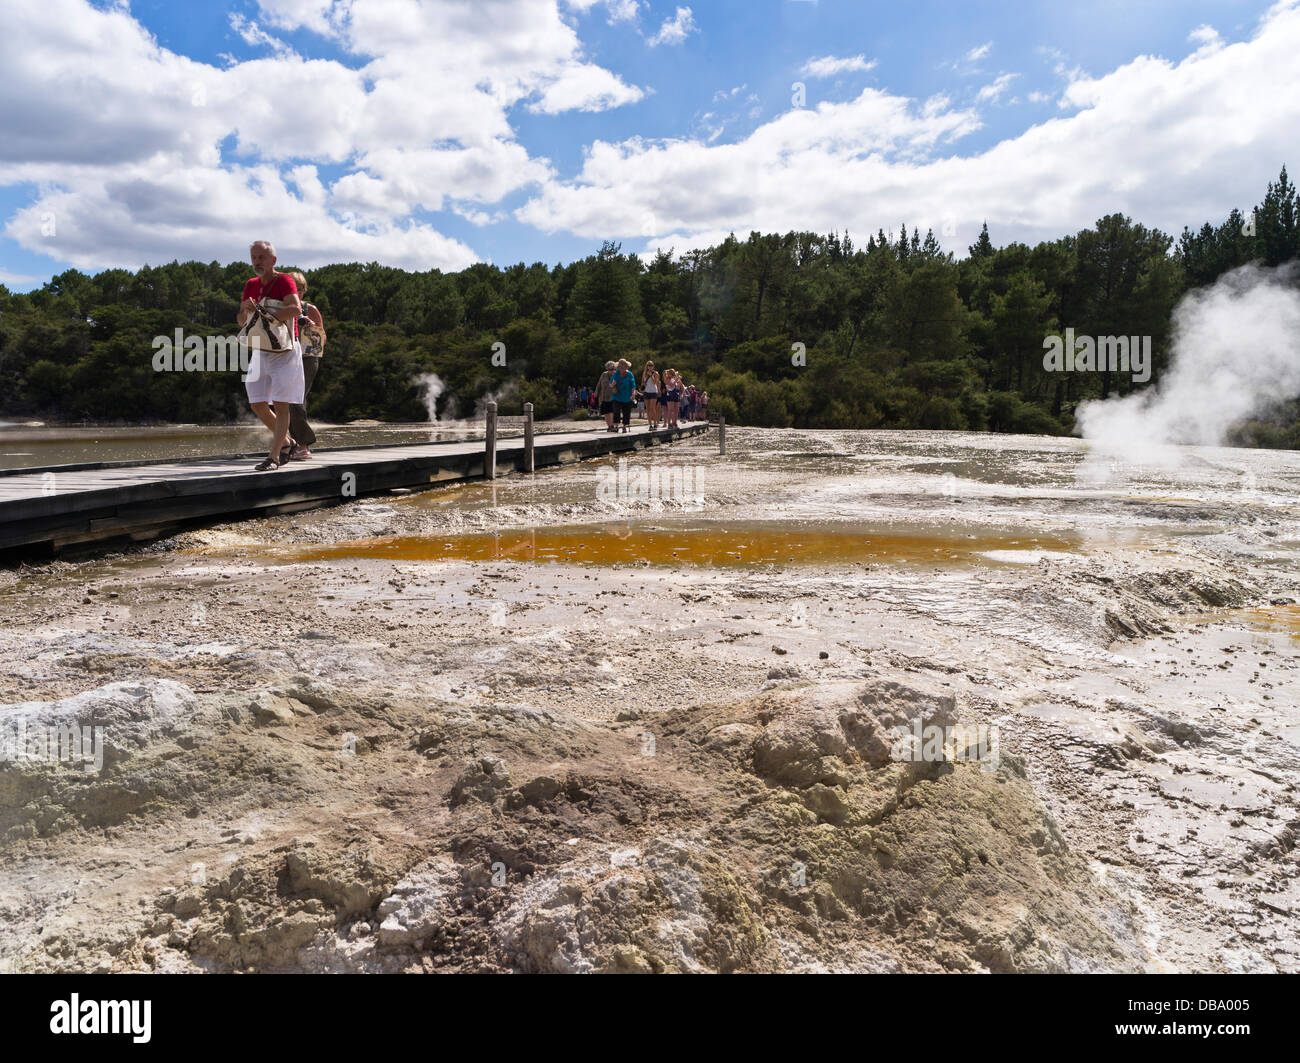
[{"x1": 0, "y1": 422, "x2": 711, "y2": 556}]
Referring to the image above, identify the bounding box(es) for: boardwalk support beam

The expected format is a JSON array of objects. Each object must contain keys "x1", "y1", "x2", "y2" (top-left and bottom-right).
[
  {"x1": 485, "y1": 401, "x2": 497, "y2": 479},
  {"x1": 523, "y1": 403, "x2": 535, "y2": 474}
]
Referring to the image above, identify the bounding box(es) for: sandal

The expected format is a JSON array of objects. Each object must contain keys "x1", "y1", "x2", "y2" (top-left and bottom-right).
[{"x1": 254, "y1": 457, "x2": 282, "y2": 471}]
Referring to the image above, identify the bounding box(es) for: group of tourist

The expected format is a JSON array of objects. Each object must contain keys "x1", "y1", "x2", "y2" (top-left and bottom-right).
[
  {"x1": 568, "y1": 366, "x2": 707, "y2": 433},
  {"x1": 237, "y1": 240, "x2": 326, "y2": 471}
]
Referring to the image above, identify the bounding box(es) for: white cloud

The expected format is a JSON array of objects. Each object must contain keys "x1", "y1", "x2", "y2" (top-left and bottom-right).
[
  {"x1": 965, "y1": 41, "x2": 992, "y2": 63},
  {"x1": 800, "y1": 54, "x2": 877, "y2": 78},
  {"x1": 0, "y1": 269, "x2": 42, "y2": 287},
  {"x1": 0, "y1": 0, "x2": 644, "y2": 272},
  {"x1": 648, "y1": 6, "x2": 696, "y2": 46},
  {"x1": 5, "y1": 162, "x2": 480, "y2": 272},
  {"x1": 253, "y1": 0, "x2": 338, "y2": 34},
  {"x1": 1188, "y1": 24, "x2": 1224, "y2": 50},
  {"x1": 516, "y1": 88, "x2": 982, "y2": 238},
  {"x1": 530, "y1": 63, "x2": 645, "y2": 113},
  {"x1": 605, "y1": 0, "x2": 641, "y2": 22},
  {"x1": 228, "y1": 13, "x2": 297, "y2": 59},
  {"x1": 457, "y1": 208, "x2": 500, "y2": 227},
  {"x1": 565, "y1": 0, "x2": 640, "y2": 20},
  {"x1": 518, "y1": 0, "x2": 1300, "y2": 259},
  {"x1": 1040, "y1": 45, "x2": 1085, "y2": 85},
  {"x1": 976, "y1": 73, "x2": 1019, "y2": 103}
]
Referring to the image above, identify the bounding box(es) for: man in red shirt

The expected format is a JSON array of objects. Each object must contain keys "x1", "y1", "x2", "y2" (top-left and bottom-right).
[{"x1": 238, "y1": 240, "x2": 304, "y2": 470}]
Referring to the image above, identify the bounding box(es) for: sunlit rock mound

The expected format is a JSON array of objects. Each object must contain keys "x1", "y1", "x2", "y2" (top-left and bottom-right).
[{"x1": 8, "y1": 674, "x2": 1144, "y2": 973}]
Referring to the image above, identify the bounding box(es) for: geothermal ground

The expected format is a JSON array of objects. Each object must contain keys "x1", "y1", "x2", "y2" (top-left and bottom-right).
[{"x1": 1, "y1": 428, "x2": 1297, "y2": 973}]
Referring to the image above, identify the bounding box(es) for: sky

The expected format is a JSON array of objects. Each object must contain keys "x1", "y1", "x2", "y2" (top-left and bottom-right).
[{"x1": 0, "y1": 0, "x2": 1296, "y2": 290}]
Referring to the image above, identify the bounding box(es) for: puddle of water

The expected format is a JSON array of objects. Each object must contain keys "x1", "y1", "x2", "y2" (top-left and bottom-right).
[
  {"x1": 219, "y1": 522, "x2": 1085, "y2": 569},
  {"x1": 1232, "y1": 604, "x2": 1300, "y2": 641}
]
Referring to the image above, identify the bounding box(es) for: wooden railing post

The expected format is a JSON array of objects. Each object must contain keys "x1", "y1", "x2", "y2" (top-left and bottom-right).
[
  {"x1": 523, "y1": 402, "x2": 535, "y2": 473},
  {"x1": 485, "y1": 401, "x2": 497, "y2": 479}
]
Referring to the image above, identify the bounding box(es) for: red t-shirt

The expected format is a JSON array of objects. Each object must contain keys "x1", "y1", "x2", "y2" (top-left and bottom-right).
[{"x1": 242, "y1": 272, "x2": 299, "y2": 338}]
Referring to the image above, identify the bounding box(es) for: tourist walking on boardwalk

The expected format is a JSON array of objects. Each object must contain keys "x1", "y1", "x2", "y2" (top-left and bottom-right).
[
  {"x1": 611, "y1": 358, "x2": 636, "y2": 433},
  {"x1": 662, "y1": 368, "x2": 681, "y2": 428},
  {"x1": 238, "y1": 240, "x2": 304, "y2": 471},
  {"x1": 641, "y1": 360, "x2": 661, "y2": 429},
  {"x1": 595, "y1": 360, "x2": 617, "y2": 431},
  {"x1": 286, "y1": 270, "x2": 326, "y2": 460}
]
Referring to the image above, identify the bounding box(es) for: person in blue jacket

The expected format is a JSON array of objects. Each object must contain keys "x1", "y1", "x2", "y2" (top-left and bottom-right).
[{"x1": 610, "y1": 358, "x2": 637, "y2": 434}]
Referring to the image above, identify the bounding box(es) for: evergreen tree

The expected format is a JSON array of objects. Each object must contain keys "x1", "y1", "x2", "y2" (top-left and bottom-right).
[
  {"x1": 1255, "y1": 166, "x2": 1298, "y2": 267},
  {"x1": 969, "y1": 222, "x2": 995, "y2": 259},
  {"x1": 565, "y1": 240, "x2": 648, "y2": 345}
]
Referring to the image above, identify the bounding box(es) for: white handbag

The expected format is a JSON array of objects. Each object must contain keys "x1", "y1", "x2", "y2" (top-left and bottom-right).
[{"x1": 239, "y1": 297, "x2": 294, "y2": 354}]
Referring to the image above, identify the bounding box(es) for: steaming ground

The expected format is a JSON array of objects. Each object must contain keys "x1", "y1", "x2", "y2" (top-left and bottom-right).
[{"x1": 1, "y1": 428, "x2": 1297, "y2": 973}]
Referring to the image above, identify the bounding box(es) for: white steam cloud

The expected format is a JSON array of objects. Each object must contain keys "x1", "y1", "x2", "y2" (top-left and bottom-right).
[
  {"x1": 473, "y1": 379, "x2": 520, "y2": 420},
  {"x1": 1077, "y1": 263, "x2": 1300, "y2": 459},
  {"x1": 411, "y1": 372, "x2": 445, "y2": 423},
  {"x1": 411, "y1": 371, "x2": 524, "y2": 428}
]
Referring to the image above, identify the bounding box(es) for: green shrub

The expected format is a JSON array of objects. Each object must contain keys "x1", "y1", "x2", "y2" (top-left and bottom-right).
[
  {"x1": 518, "y1": 376, "x2": 563, "y2": 419},
  {"x1": 918, "y1": 395, "x2": 967, "y2": 431}
]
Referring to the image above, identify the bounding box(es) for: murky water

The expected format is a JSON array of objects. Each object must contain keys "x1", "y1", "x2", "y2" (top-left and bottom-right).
[
  {"x1": 1229, "y1": 604, "x2": 1300, "y2": 641},
  {"x1": 242, "y1": 521, "x2": 1085, "y2": 568}
]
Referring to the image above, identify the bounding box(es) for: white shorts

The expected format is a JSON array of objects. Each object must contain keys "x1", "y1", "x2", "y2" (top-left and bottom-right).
[{"x1": 244, "y1": 341, "x2": 305, "y2": 406}]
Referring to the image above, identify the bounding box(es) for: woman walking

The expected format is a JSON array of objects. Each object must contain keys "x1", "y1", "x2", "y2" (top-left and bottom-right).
[
  {"x1": 611, "y1": 358, "x2": 636, "y2": 433},
  {"x1": 662, "y1": 368, "x2": 682, "y2": 429},
  {"x1": 595, "y1": 360, "x2": 617, "y2": 431},
  {"x1": 641, "y1": 360, "x2": 661, "y2": 430},
  {"x1": 286, "y1": 270, "x2": 325, "y2": 460}
]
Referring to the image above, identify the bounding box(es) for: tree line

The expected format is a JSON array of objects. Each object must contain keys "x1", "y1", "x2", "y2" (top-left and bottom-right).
[{"x1": 1, "y1": 167, "x2": 1296, "y2": 447}]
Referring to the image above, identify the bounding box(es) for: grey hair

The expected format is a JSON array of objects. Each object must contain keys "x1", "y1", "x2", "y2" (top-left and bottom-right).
[{"x1": 250, "y1": 240, "x2": 276, "y2": 255}]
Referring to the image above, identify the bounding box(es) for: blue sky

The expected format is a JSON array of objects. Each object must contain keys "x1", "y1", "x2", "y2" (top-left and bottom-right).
[{"x1": 0, "y1": 0, "x2": 1293, "y2": 289}]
